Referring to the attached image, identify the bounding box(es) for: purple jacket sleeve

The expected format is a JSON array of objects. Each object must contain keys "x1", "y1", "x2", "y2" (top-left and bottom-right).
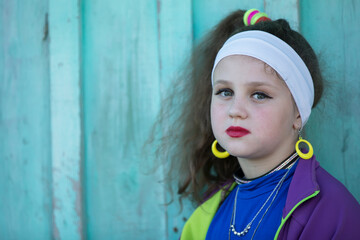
[{"x1": 279, "y1": 167, "x2": 360, "y2": 240}]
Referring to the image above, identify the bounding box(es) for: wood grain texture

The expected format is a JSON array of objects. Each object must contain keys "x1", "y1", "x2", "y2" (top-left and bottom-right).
[
  {"x1": 81, "y1": 0, "x2": 166, "y2": 239},
  {"x1": 301, "y1": 0, "x2": 360, "y2": 201},
  {"x1": 49, "y1": 0, "x2": 84, "y2": 239},
  {"x1": 0, "y1": 0, "x2": 52, "y2": 239},
  {"x1": 192, "y1": 0, "x2": 264, "y2": 43},
  {"x1": 156, "y1": 1, "x2": 194, "y2": 238},
  {"x1": 0, "y1": 1, "x2": 359, "y2": 240},
  {"x1": 264, "y1": 0, "x2": 299, "y2": 30}
]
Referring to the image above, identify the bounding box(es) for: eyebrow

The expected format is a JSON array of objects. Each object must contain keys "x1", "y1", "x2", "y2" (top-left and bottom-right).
[
  {"x1": 213, "y1": 79, "x2": 276, "y2": 88},
  {"x1": 245, "y1": 81, "x2": 275, "y2": 87},
  {"x1": 213, "y1": 79, "x2": 230, "y2": 85}
]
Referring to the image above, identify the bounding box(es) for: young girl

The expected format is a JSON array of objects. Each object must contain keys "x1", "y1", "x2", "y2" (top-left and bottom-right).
[{"x1": 154, "y1": 9, "x2": 360, "y2": 239}]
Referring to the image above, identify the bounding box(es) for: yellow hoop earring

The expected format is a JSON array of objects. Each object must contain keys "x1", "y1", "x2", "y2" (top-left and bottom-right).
[
  {"x1": 211, "y1": 140, "x2": 230, "y2": 159},
  {"x1": 295, "y1": 137, "x2": 314, "y2": 159}
]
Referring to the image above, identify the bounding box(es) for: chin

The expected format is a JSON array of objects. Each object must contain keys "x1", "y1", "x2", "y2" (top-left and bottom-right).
[
  {"x1": 227, "y1": 149, "x2": 252, "y2": 158},
  {"x1": 227, "y1": 146, "x2": 266, "y2": 159}
]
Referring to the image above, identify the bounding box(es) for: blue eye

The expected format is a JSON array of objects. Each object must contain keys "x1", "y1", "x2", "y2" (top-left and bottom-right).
[
  {"x1": 252, "y1": 92, "x2": 271, "y2": 100},
  {"x1": 215, "y1": 88, "x2": 233, "y2": 97}
]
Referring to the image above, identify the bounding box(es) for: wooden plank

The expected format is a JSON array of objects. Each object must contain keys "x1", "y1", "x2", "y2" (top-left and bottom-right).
[
  {"x1": 48, "y1": 0, "x2": 84, "y2": 239},
  {"x1": 192, "y1": 0, "x2": 265, "y2": 42},
  {"x1": 301, "y1": 0, "x2": 360, "y2": 201},
  {"x1": 156, "y1": 0, "x2": 193, "y2": 239},
  {"x1": 82, "y1": 0, "x2": 166, "y2": 239},
  {"x1": 264, "y1": 0, "x2": 300, "y2": 30},
  {"x1": 0, "y1": 0, "x2": 52, "y2": 239},
  {"x1": 192, "y1": 0, "x2": 300, "y2": 42}
]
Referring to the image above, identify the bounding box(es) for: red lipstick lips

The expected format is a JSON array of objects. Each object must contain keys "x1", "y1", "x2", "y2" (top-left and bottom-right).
[{"x1": 226, "y1": 126, "x2": 250, "y2": 138}]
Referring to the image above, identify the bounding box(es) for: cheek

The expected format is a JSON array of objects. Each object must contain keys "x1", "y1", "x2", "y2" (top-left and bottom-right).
[
  {"x1": 210, "y1": 101, "x2": 227, "y2": 132},
  {"x1": 253, "y1": 106, "x2": 293, "y2": 134},
  {"x1": 210, "y1": 101, "x2": 219, "y2": 128},
  {"x1": 252, "y1": 109, "x2": 272, "y2": 132}
]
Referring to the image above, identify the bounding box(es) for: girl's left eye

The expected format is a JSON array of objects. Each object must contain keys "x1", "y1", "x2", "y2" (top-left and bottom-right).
[{"x1": 252, "y1": 92, "x2": 271, "y2": 100}]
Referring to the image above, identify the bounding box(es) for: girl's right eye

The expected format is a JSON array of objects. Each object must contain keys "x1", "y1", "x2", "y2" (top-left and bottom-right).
[{"x1": 215, "y1": 88, "x2": 233, "y2": 97}]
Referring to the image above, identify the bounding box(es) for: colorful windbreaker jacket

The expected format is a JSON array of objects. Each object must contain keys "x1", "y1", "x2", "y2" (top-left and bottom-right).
[{"x1": 180, "y1": 156, "x2": 360, "y2": 240}]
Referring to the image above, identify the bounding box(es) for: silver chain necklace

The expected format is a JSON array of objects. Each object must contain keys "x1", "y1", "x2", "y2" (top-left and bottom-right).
[{"x1": 228, "y1": 162, "x2": 296, "y2": 240}]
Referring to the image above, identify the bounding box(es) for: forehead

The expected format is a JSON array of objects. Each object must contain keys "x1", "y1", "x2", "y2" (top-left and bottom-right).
[{"x1": 213, "y1": 55, "x2": 286, "y2": 87}]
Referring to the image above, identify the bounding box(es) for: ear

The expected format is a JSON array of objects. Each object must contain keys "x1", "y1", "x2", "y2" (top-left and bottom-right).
[{"x1": 293, "y1": 109, "x2": 302, "y2": 130}]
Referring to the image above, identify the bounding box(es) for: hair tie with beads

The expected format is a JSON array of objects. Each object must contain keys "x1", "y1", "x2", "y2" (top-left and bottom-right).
[{"x1": 243, "y1": 9, "x2": 271, "y2": 26}]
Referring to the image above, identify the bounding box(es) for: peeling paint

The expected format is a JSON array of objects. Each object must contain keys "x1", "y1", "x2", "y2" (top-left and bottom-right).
[
  {"x1": 157, "y1": 0, "x2": 161, "y2": 14},
  {"x1": 43, "y1": 13, "x2": 49, "y2": 41},
  {"x1": 53, "y1": 197, "x2": 62, "y2": 210},
  {"x1": 52, "y1": 198, "x2": 61, "y2": 240},
  {"x1": 68, "y1": 176, "x2": 84, "y2": 239}
]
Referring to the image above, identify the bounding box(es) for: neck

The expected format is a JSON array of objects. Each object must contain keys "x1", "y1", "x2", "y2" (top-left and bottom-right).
[{"x1": 237, "y1": 146, "x2": 296, "y2": 179}]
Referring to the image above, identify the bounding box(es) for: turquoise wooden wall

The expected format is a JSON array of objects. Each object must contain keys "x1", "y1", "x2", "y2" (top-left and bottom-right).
[{"x1": 1, "y1": 0, "x2": 359, "y2": 239}]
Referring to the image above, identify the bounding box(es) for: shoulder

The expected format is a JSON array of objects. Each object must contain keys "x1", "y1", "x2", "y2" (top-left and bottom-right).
[
  {"x1": 180, "y1": 182, "x2": 236, "y2": 240},
  {"x1": 291, "y1": 158, "x2": 359, "y2": 209},
  {"x1": 315, "y1": 165, "x2": 360, "y2": 210},
  {"x1": 290, "y1": 163, "x2": 360, "y2": 239}
]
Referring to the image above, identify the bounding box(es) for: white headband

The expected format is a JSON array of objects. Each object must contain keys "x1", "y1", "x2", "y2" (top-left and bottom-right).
[{"x1": 211, "y1": 30, "x2": 314, "y2": 127}]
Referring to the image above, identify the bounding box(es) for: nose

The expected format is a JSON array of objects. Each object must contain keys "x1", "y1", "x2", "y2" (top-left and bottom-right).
[{"x1": 229, "y1": 96, "x2": 248, "y2": 119}]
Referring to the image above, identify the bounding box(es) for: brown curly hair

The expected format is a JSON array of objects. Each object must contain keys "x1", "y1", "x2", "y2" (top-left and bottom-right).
[{"x1": 149, "y1": 9, "x2": 324, "y2": 206}]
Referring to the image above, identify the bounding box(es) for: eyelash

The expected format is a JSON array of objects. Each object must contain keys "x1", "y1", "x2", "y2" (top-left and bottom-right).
[
  {"x1": 252, "y1": 91, "x2": 272, "y2": 100},
  {"x1": 215, "y1": 89, "x2": 272, "y2": 100},
  {"x1": 215, "y1": 88, "x2": 233, "y2": 97}
]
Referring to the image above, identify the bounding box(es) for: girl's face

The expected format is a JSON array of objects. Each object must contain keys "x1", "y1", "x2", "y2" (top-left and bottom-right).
[{"x1": 211, "y1": 55, "x2": 301, "y2": 161}]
